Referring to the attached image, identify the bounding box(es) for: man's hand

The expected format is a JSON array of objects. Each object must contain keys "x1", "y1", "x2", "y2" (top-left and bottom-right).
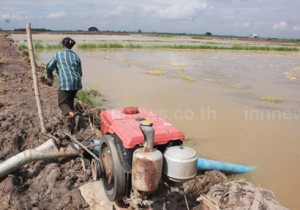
[
  {"x1": 46, "y1": 74, "x2": 54, "y2": 86},
  {"x1": 40, "y1": 75, "x2": 53, "y2": 86}
]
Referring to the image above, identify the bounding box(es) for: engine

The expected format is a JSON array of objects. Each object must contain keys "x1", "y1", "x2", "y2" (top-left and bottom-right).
[{"x1": 90, "y1": 107, "x2": 198, "y2": 208}]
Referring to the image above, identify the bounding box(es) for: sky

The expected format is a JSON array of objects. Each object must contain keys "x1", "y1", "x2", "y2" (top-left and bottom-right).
[{"x1": 0, "y1": 0, "x2": 299, "y2": 39}]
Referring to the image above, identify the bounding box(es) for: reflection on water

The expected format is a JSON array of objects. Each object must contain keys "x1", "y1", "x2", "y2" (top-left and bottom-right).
[{"x1": 32, "y1": 35, "x2": 300, "y2": 209}]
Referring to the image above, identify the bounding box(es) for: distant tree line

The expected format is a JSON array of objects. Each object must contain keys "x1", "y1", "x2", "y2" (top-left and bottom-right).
[
  {"x1": 14, "y1": 28, "x2": 52, "y2": 32},
  {"x1": 88, "y1": 26, "x2": 99, "y2": 32}
]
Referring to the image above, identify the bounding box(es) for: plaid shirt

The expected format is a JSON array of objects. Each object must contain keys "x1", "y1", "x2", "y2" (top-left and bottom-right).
[{"x1": 46, "y1": 49, "x2": 82, "y2": 90}]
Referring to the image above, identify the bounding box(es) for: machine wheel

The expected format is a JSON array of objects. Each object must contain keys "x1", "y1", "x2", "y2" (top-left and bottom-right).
[
  {"x1": 91, "y1": 158, "x2": 103, "y2": 181},
  {"x1": 99, "y1": 135, "x2": 126, "y2": 201}
]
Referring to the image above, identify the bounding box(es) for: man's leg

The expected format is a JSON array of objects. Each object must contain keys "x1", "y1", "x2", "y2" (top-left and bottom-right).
[
  {"x1": 58, "y1": 90, "x2": 78, "y2": 133},
  {"x1": 58, "y1": 90, "x2": 78, "y2": 116}
]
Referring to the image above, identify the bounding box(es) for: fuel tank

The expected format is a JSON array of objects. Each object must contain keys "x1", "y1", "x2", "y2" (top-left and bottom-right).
[
  {"x1": 100, "y1": 107, "x2": 185, "y2": 149},
  {"x1": 132, "y1": 147, "x2": 163, "y2": 192}
]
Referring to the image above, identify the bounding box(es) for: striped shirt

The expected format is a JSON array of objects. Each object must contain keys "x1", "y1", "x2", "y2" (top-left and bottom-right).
[{"x1": 46, "y1": 49, "x2": 82, "y2": 90}]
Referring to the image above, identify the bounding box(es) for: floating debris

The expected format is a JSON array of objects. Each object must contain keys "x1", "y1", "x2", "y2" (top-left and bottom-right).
[
  {"x1": 182, "y1": 76, "x2": 196, "y2": 82},
  {"x1": 171, "y1": 63, "x2": 187, "y2": 67},
  {"x1": 203, "y1": 78, "x2": 216, "y2": 83},
  {"x1": 147, "y1": 69, "x2": 166, "y2": 76},
  {"x1": 230, "y1": 83, "x2": 242, "y2": 89},
  {"x1": 177, "y1": 68, "x2": 185, "y2": 74},
  {"x1": 284, "y1": 67, "x2": 300, "y2": 80},
  {"x1": 258, "y1": 96, "x2": 283, "y2": 103}
]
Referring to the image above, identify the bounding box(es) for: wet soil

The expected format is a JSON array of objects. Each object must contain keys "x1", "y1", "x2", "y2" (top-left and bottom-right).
[{"x1": 0, "y1": 34, "x2": 92, "y2": 209}]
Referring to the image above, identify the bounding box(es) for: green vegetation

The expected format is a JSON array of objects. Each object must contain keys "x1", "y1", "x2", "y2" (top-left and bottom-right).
[
  {"x1": 34, "y1": 42, "x2": 44, "y2": 49},
  {"x1": 76, "y1": 89, "x2": 102, "y2": 107},
  {"x1": 230, "y1": 44, "x2": 298, "y2": 51},
  {"x1": 44, "y1": 44, "x2": 61, "y2": 50},
  {"x1": 19, "y1": 44, "x2": 28, "y2": 50},
  {"x1": 14, "y1": 28, "x2": 51, "y2": 32},
  {"x1": 182, "y1": 76, "x2": 196, "y2": 82},
  {"x1": 77, "y1": 43, "x2": 142, "y2": 49},
  {"x1": 78, "y1": 43, "x2": 122, "y2": 49},
  {"x1": 34, "y1": 43, "x2": 61, "y2": 50},
  {"x1": 227, "y1": 175, "x2": 247, "y2": 182},
  {"x1": 88, "y1": 26, "x2": 99, "y2": 32},
  {"x1": 230, "y1": 83, "x2": 242, "y2": 89},
  {"x1": 258, "y1": 96, "x2": 283, "y2": 103},
  {"x1": 18, "y1": 43, "x2": 61, "y2": 50},
  {"x1": 172, "y1": 75, "x2": 197, "y2": 82},
  {"x1": 77, "y1": 42, "x2": 299, "y2": 51},
  {"x1": 156, "y1": 44, "x2": 298, "y2": 51},
  {"x1": 126, "y1": 43, "x2": 142, "y2": 48}
]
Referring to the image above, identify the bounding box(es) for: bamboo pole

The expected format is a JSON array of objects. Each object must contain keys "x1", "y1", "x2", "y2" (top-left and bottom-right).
[{"x1": 26, "y1": 23, "x2": 46, "y2": 133}]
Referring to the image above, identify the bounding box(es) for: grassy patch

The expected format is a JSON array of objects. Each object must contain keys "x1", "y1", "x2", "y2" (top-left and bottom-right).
[
  {"x1": 125, "y1": 43, "x2": 142, "y2": 48},
  {"x1": 78, "y1": 42, "x2": 142, "y2": 49},
  {"x1": 19, "y1": 44, "x2": 28, "y2": 50},
  {"x1": 230, "y1": 44, "x2": 298, "y2": 51},
  {"x1": 44, "y1": 44, "x2": 61, "y2": 50},
  {"x1": 258, "y1": 96, "x2": 283, "y2": 103},
  {"x1": 18, "y1": 43, "x2": 60, "y2": 50},
  {"x1": 227, "y1": 175, "x2": 247, "y2": 182},
  {"x1": 182, "y1": 76, "x2": 196, "y2": 82},
  {"x1": 34, "y1": 42, "x2": 44, "y2": 49},
  {"x1": 76, "y1": 89, "x2": 102, "y2": 107},
  {"x1": 78, "y1": 43, "x2": 123, "y2": 49},
  {"x1": 230, "y1": 83, "x2": 242, "y2": 89},
  {"x1": 77, "y1": 42, "x2": 299, "y2": 51}
]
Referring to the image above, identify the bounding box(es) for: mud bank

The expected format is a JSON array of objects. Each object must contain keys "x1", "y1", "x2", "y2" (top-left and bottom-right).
[{"x1": 0, "y1": 34, "x2": 91, "y2": 209}]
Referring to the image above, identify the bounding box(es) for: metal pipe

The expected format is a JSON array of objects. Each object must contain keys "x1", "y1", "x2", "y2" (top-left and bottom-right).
[
  {"x1": 64, "y1": 132, "x2": 100, "y2": 161},
  {"x1": 0, "y1": 139, "x2": 80, "y2": 178},
  {"x1": 140, "y1": 124, "x2": 154, "y2": 150},
  {"x1": 197, "y1": 158, "x2": 254, "y2": 174}
]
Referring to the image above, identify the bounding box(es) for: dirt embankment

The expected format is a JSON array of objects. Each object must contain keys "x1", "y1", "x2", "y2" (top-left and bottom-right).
[{"x1": 0, "y1": 34, "x2": 91, "y2": 209}]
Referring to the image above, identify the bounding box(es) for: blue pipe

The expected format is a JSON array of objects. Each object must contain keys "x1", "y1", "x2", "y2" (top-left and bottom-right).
[
  {"x1": 197, "y1": 158, "x2": 254, "y2": 174},
  {"x1": 91, "y1": 139, "x2": 101, "y2": 155}
]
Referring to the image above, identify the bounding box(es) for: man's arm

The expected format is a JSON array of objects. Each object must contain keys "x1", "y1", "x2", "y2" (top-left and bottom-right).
[
  {"x1": 78, "y1": 58, "x2": 82, "y2": 77},
  {"x1": 46, "y1": 54, "x2": 57, "y2": 77}
]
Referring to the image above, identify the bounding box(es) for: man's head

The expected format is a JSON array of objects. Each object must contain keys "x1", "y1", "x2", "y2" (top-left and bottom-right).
[{"x1": 62, "y1": 37, "x2": 76, "y2": 49}]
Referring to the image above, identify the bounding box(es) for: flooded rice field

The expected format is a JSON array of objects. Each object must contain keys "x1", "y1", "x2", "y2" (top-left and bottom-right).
[{"x1": 13, "y1": 34, "x2": 300, "y2": 209}]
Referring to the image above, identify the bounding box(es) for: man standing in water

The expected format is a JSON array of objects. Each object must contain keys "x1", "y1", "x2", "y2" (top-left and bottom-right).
[{"x1": 46, "y1": 37, "x2": 82, "y2": 133}]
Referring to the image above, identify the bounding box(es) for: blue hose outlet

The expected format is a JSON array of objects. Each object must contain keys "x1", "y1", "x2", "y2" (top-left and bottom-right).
[{"x1": 197, "y1": 158, "x2": 254, "y2": 174}]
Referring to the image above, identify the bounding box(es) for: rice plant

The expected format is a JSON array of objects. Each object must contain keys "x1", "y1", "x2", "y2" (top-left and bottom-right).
[
  {"x1": 76, "y1": 89, "x2": 102, "y2": 107},
  {"x1": 19, "y1": 44, "x2": 28, "y2": 50},
  {"x1": 258, "y1": 96, "x2": 283, "y2": 103},
  {"x1": 76, "y1": 42, "x2": 299, "y2": 51},
  {"x1": 125, "y1": 43, "x2": 142, "y2": 48},
  {"x1": 34, "y1": 42, "x2": 44, "y2": 49},
  {"x1": 44, "y1": 45, "x2": 61, "y2": 50},
  {"x1": 182, "y1": 76, "x2": 196, "y2": 82}
]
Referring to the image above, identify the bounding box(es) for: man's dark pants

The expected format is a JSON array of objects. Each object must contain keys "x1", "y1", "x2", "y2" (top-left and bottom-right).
[{"x1": 58, "y1": 90, "x2": 78, "y2": 116}]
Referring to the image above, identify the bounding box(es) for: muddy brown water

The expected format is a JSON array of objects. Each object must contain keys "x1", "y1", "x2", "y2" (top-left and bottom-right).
[{"x1": 13, "y1": 34, "x2": 300, "y2": 209}]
